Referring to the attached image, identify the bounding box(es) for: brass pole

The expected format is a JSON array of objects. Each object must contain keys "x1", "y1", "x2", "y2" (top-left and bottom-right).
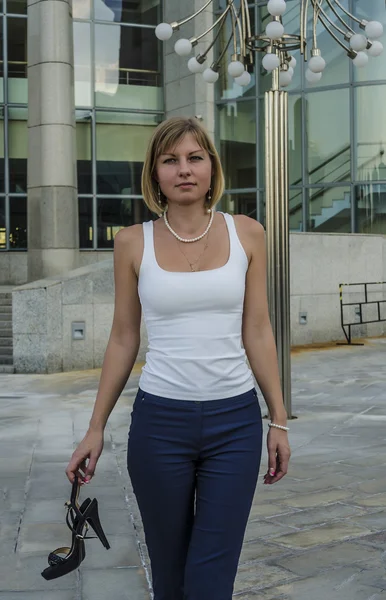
[{"x1": 265, "y1": 71, "x2": 292, "y2": 418}]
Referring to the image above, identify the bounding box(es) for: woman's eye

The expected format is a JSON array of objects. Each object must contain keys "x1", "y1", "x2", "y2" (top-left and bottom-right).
[
  {"x1": 164, "y1": 158, "x2": 176, "y2": 163},
  {"x1": 190, "y1": 156, "x2": 203, "y2": 161}
]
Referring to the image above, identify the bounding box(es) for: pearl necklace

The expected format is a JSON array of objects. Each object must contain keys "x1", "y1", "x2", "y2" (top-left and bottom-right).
[{"x1": 163, "y1": 210, "x2": 214, "y2": 243}]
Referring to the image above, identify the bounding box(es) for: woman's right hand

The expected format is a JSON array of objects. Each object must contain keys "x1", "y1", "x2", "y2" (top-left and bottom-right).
[{"x1": 65, "y1": 429, "x2": 104, "y2": 484}]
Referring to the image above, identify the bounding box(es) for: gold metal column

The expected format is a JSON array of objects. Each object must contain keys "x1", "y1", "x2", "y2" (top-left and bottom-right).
[{"x1": 265, "y1": 69, "x2": 292, "y2": 418}]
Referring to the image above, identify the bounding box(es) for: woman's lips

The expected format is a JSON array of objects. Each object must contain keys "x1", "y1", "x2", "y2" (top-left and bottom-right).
[{"x1": 178, "y1": 183, "x2": 195, "y2": 188}]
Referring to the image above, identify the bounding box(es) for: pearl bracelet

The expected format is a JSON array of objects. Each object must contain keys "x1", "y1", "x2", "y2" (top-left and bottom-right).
[{"x1": 268, "y1": 422, "x2": 289, "y2": 432}]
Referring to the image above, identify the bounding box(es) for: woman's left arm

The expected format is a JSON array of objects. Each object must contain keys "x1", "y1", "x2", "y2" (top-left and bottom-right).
[{"x1": 238, "y1": 216, "x2": 291, "y2": 485}]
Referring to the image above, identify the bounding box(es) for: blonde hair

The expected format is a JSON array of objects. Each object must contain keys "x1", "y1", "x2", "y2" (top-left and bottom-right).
[{"x1": 141, "y1": 117, "x2": 225, "y2": 214}]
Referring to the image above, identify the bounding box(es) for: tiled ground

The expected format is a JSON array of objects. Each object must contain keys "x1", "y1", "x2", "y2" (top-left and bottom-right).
[{"x1": 1, "y1": 339, "x2": 386, "y2": 599}]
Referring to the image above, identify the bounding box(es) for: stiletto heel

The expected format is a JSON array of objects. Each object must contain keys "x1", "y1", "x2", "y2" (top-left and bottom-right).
[
  {"x1": 86, "y1": 499, "x2": 110, "y2": 550},
  {"x1": 41, "y1": 499, "x2": 95, "y2": 580},
  {"x1": 41, "y1": 477, "x2": 110, "y2": 580}
]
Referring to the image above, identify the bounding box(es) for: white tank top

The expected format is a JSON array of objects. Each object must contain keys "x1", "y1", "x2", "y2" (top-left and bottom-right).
[{"x1": 138, "y1": 212, "x2": 254, "y2": 401}]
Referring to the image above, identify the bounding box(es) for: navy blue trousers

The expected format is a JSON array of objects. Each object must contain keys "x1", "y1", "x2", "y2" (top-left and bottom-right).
[{"x1": 127, "y1": 388, "x2": 263, "y2": 600}]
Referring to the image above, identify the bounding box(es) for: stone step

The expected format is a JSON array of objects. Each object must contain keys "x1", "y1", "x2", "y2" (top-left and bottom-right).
[
  {"x1": 0, "y1": 321, "x2": 12, "y2": 331},
  {"x1": 0, "y1": 347, "x2": 13, "y2": 357},
  {"x1": 0, "y1": 328, "x2": 12, "y2": 337},
  {"x1": 0, "y1": 293, "x2": 11, "y2": 299},
  {"x1": 0, "y1": 304, "x2": 12, "y2": 312},
  {"x1": 0, "y1": 365, "x2": 14, "y2": 374},
  {"x1": 0, "y1": 338, "x2": 12, "y2": 347},
  {"x1": 0, "y1": 355, "x2": 13, "y2": 365},
  {"x1": 0, "y1": 298, "x2": 12, "y2": 306},
  {"x1": 0, "y1": 311, "x2": 12, "y2": 320}
]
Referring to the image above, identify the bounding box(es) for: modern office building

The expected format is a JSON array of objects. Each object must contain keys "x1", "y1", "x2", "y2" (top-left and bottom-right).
[{"x1": 1, "y1": 0, "x2": 386, "y2": 372}]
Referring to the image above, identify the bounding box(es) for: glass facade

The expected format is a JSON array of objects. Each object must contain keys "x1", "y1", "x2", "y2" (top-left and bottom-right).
[
  {"x1": 0, "y1": 2, "x2": 27, "y2": 250},
  {"x1": 217, "y1": 0, "x2": 386, "y2": 234},
  {"x1": 73, "y1": 0, "x2": 163, "y2": 249},
  {"x1": 2, "y1": 0, "x2": 386, "y2": 253}
]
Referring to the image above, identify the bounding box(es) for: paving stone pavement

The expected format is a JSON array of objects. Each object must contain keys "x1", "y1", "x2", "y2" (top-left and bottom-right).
[{"x1": 1, "y1": 339, "x2": 386, "y2": 599}]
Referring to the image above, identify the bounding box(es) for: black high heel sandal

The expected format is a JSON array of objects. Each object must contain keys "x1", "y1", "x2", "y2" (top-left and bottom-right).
[
  {"x1": 65, "y1": 477, "x2": 110, "y2": 549},
  {"x1": 41, "y1": 478, "x2": 110, "y2": 580}
]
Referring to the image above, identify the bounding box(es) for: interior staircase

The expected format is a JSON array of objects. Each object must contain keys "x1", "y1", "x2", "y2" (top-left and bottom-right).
[{"x1": 0, "y1": 291, "x2": 14, "y2": 374}]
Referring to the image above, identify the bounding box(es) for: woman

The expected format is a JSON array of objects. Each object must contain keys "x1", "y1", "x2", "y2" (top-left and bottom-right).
[{"x1": 66, "y1": 117, "x2": 291, "y2": 600}]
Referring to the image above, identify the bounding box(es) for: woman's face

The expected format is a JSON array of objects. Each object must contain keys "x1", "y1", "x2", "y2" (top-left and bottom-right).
[{"x1": 155, "y1": 133, "x2": 213, "y2": 207}]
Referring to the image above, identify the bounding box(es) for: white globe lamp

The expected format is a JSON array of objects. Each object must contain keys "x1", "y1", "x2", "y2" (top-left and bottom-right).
[
  {"x1": 234, "y1": 70, "x2": 251, "y2": 86},
  {"x1": 188, "y1": 57, "x2": 206, "y2": 73},
  {"x1": 267, "y1": 0, "x2": 287, "y2": 17},
  {"x1": 279, "y1": 70, "x2": 292, "y2": 87},
  {"x1": 174, "y1": 39, "x2": 193, "y2": 56},
  {"x1": 228, "y1": 60, "x2": 245, "y2": 78},
  {"x1": 262, "y1": 52, "x2": 280, "y2": 71},
  {"x1": 288, "y1": 66, "x2": 294, "y2": 77},
  {"x1": 365, "y1": 21, "x2": 384, "y2": 40},
  {"x1": 353, "y1": 51, "x2": 369, "y2": 67},
  {"x1": 155, "y1": 23, "x2": 173, "y2": 41},
  {"x1": 289, "y1": 56, "x2": 297, "y2": 68},
  {"x1": 265, "y1": 21, "x2": 285, "y2": 40},
  {"x1": 308, "y1": 55, "x2": 326, "y2": 73},
  {"x1": 349, "y1": 33, "x2": 368, "y2": 52},
  {"x1": 202, "y1": 68, "x2": 219, "y2": 83},
  {"x1": 368, "y1": 40, "x2": 384, "y2": 58},
  {"x1": 306, "y1": 69, "x2": 322, "y2": 83}
]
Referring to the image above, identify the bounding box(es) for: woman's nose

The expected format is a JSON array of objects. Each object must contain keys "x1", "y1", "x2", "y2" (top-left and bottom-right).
[{"x1": 178, "y1": 158, "x2": 192, "y2": 175}]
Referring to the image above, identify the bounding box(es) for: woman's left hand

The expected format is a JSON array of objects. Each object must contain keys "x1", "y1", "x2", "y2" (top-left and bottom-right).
[{"x1": 263, "y1": 428, "x2": 291, "y2": 485}]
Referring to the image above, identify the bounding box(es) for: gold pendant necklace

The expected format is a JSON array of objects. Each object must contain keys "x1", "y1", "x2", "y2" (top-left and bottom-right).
[{"x1": 176, "y1": 232, "x2": 210, "y2": 272}]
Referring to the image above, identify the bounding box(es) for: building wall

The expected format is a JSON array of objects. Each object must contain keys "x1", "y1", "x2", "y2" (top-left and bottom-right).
[
  {"x1": 12, "y1": 231, "x2": 386, "y2": 373},
  {"x1": 217, "y1": 1, "x2": 386, "y2": 234}
]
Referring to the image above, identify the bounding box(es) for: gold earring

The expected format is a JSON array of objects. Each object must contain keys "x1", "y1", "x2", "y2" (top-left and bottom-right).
[
  {"x1": 158, "y1": 184, "x2": 162, "y2": 205},
  {"x1": 208, "y1": 186, "x2": 212, "y2": 201}
]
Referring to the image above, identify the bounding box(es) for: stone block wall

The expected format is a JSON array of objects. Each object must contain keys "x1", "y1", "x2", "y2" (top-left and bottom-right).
[{"x1": 12, "y1": 259, "x2": 148, "y2": 373}]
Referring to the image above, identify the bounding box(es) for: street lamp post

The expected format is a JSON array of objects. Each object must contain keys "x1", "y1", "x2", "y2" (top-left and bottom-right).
[{"x1": 155, "y1": 1, "x2": 385, "y2": 419}]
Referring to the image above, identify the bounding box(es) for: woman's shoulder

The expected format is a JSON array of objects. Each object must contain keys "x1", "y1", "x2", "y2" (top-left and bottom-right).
[
  {"x1": 114, "y1": 224, "x2": 144, "y2": 247},
  {"x1": 232, "y1": 214, "x2": 265, "y2": 237}
]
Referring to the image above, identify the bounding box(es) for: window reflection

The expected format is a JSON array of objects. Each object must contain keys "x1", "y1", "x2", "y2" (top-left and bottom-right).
[
  {"x1": 9, "y1": 108, "x2": 27, "y2": 193},
  {"x1": 0, "y1": 111, "x2": 4, "y2": 192},
  {"x1": 7, "y1": 0, "x2": 27, "y2": 14},
  {"x1": 97, "y1": 197, "x2": 152, "y2": 248},
  {"x1": 304, "y1": 0, "x2": 349, "y2": 88},
  {"x1": 79, "y1": 197, "x2": 93, "y2": 249},
  {"x1": 0, "y1": 17, "x2": 3, "y2": 104},
  {"x1": 8, "y1": 17, "x2": 27, "y2": 104},
  {"x1": 0, "y1": 197, "x2": 5, "y2": 249},
  {"x1": 74, "y1": 22, "x2": 92, "y2": 107},
  {"x1": 73, "y1": 0, "x2": 91, "y2": 20},
  {"x1": 289, "y1": 189, "x2": 303, "y2": 231},
  {"x1": 308, "y1": 186, "x2": 351, "y2": 233},
  {"x1": 356, "y1": 183, "x2": 386, "y2": 234},
  {"x1": 354, "y1": 0, "x2": 386, "y2": 83},
  {"x1": 10, "y1": 197, "x2": 27, "y2": 249},
  {"x1": 96, "y1": 112, "x2": 158, "y2": 195},
  {"x1": 94, "y1": 0, "x2": 160, "y2": 25},
  {"x1": 218, "y1": 192, "x2": 257, "y2": 219},
  {"x1": 95, "y1": 24, "x2": 162, "y2": 110},
  {"x1": 306, "y1": 89, "x2": 350, "y2": 185},
  {"x1": 76, "y1": 112, "x2": 92, "y2": 194},
  {"x1": 219, "y1": 101, "x2": 256, "y2": 190},
  {"x1": 218, "y1": 8, "x2": 256, "y2": 101},
  {"x1": 357, "y1": 85, "x2": 386, "y2": 182}
]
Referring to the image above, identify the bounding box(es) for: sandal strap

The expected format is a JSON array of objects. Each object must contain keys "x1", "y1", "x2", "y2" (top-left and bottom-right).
[{"x1": 48, "y1": 547, "x2": 70, "y2": 566}]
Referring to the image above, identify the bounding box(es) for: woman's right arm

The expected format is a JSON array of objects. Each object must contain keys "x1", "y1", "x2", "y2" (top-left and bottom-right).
[{"x1": 65, "y1": 226, "x2": 143, "y2": 484}]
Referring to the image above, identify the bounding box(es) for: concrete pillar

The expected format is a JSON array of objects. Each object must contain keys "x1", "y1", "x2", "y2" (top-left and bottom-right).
[
  {"x1": 27, "y1": 0, "x2": 78, "y2": 282},
  {"x1": 163, "y1": 0, "x2": 215, "y2": 139}
]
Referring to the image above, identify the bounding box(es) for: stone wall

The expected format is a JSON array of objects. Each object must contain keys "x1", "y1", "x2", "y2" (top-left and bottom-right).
[
  {"x1": 12, "y1": 231, "x2": 386, "y2": 373},
  {"x1": 12, "y1": 260, "x2": 148, "y2": 374}
]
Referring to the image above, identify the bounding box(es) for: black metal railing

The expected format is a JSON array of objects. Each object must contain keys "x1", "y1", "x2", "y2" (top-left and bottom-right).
[{"x1": 339, "y1": 281, "x2": 386, "y2": 344}]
